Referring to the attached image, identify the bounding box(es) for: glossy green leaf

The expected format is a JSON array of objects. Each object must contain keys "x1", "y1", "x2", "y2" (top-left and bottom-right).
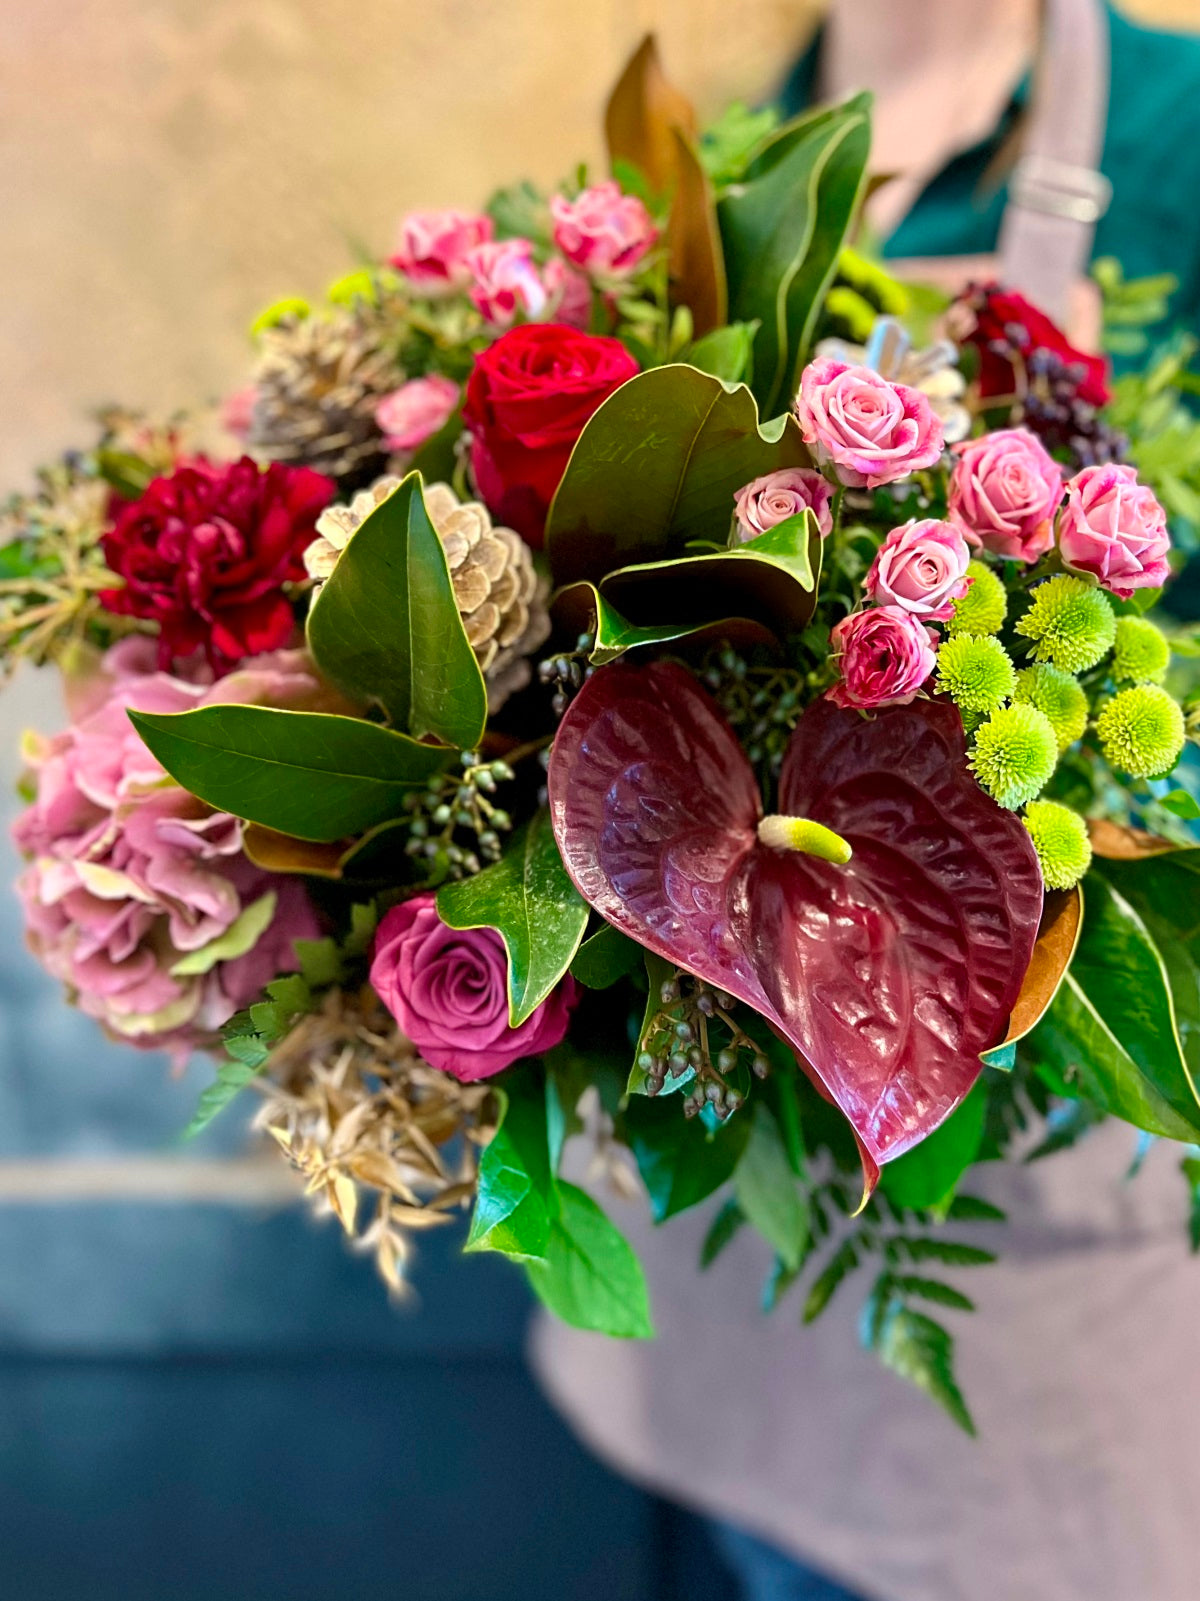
[
  {"x1": 524, "y1": 1181, "x2": 654, "y2": 1337},
  {"x1": 734, "y1": 1103, "x2": 809, "y2": 1270},
  {"x1": 624, "y1": 1094, "x2": 751, "y2": 1222},
  {"x1": 684, "y1": 321, "x2": 759, "y2": 384},
  {"x1": 437, "y1": 809, "x2": 588, "y2": 1026},
  {"x1": 553, "y1": 582, "x2": 721, "y2": 668},
  {"x1": 719, "y1": 96, "x2": 871, "y2": 414},
  {"x1": 129, "y1": 705, "x2": 452, "y2": 842},
  {"x1": 306, "y1": 472, "x2": 487, "y2": 747},
  {"x1": 629, "y1": 952, "x2": 691, "y2": 1095},
  {"x1": 861, "y1": 1284, "x2": 975, "y2": 1435},
  {"x1": 700, "y1": 1196, "x2": 746, "y2": 1267},
  {"x1": 465, "y1": 1072, "x2": 554, "y2": 1262},
  {"x1": 570, "y1": 922, "x2": 645, "y2": 989},
  {"x1": 880, "y1": 1082, "x2": 987, "y2": 1212},
  {"x1": 546, "y1": 364, "x2": 810, "y2": 587}
]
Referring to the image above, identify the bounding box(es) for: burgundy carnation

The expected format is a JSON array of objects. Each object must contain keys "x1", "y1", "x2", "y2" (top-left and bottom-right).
[
  {"x1": 463, "y1": 323, "x2": 639, "y2": 546},
  {"x1": 101, "y1": 456, "x2": 334, "y2": 669}
]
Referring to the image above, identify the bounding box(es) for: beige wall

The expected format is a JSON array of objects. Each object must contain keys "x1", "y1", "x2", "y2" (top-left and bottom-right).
[{"x1": 1, "y1": 0, "x2": 1196, "y2": 487}]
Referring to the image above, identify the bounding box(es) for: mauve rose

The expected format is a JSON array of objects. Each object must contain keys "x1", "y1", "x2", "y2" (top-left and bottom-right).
[
  {"x1": 864, "y1": 518, "x2": 972, "y2": 622},
  {"x1": 828, "y1": 606, "x2": 938, "y2": 710},
  {"x1": 543, "y1": 257, "x2": 592, "y2": 329},
  {"x1": 375, "y1": 375, "x2": 460, "y2": 453},
  {"x1": 463, "y1": 323, "x2": 639, "y2": 545},
  {"x1": 390, "y1": 208, "x2": 494, "y2": 294},
  {"x1": 948, "y1": 427, "x2": 1063, "y2": 564},
  {"x1": 464, "y1": 239, "x2": 548, "y2": 326},
  {"x1": 733, "y1": 468, "x2": 834, "y2": 542},
  {"x1": 370, "y1": 893, "x2": 579, "y2": 1081},
  {"x1": 794, "y1": 358, "x2": 944, "y2": 489},
  {"x1": 549, "y1": 181, "x2": 658, "y2": 277},
  {"x1": 1058, "y1": 462, "x2": 1171, "y2": 598}
]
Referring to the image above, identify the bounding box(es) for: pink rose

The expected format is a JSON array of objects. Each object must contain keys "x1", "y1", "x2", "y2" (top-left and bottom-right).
[
  {"x1": 1057, "y1": 462, "x2": 1171, "y2": 598},
  {"x1": 390, "y1": 208, "x2": 494, "y2": 294},
  {"x1": 864, "y1": 518, "x2": 972, "y2": 622},
  {"x1": 549, "y1": 181, "x2": 658, "y2": 277},
  {"x1": 794, "y1": 358, "x2": 944, "y2": 489},
  {"x1": 733, "y1": 468, "x2": 834, "y2": 542},
  {"x1": 370, "y1": 893, "x2": 578, "y2": 1081},
  {"x1": 464, "y1": 239, "x2": 548, "y2": 326},
  {"x1": 948, "y1": 427, "x2": 1063, "y2": 563},
  {"x1": 828, "y1": 606, "x2": 938, "y2": 710},
  {"x1": 543, "y1": 257, "x2": 592, "y2": 329},
  {"x1": 375, "y1": 374, "x2": 460, "y2": 453}
]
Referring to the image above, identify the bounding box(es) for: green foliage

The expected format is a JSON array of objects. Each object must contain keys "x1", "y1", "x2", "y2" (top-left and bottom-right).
[
  {"x1": 698, "y1": 102, "x2": 780, "y2": 187},
  {"x1": 624, "y1": 1094, "x2": 751, "y2": 1222},
  {"x1": 700, "y1": 1196, "x2": 746, "y2": 1267},
  {"x1": 525, "y1": 1182, "x2": 654, "y2": 1338},
  {"x1": 437, "y1": 810, "x2": 588, "y2": 1026},
  {"x1": 683, "y1": 321, "x2": 759, "y2": 385},
  {"x1": 860, "y1": 1280, "x2": 976, "y2": 1435},
  {"x1": 554, "y1": 581, "x2": 742, "y2": 668},
  {"x1": 128, "y1": 704, "x2": 453, "y2": 842},
  {"x1": 1094, "y1": 256, "x2": 1177, "y2": 359},
  {"x1": 183, "y1": 974, "x2": 316, "y2": 1139},
  {"x1": 880, "y1": 1083, "x2": 987, "y2": 1212},
  {"x1": 465, "y1": 1071, "x2": 554, "y2": 1261},
  {"x1": 306, "y1": 473, "x2": 487, "y2": 749},
  {"x1": 1182, "y1": 1153, "x2": 1200, "y2": 1253},
  {"x1": 733, "y1": 1104, "x2": 809, "y2": 1269},
  {"x1": 1106, "y1": 334, "x2": 1200, "y2": 553},
  {"x1": 718, "y1": 96, "x2": 871, "y2": 414},
  {"x1": 570, "y1": 923, "x2": 645, "y2": 989}
]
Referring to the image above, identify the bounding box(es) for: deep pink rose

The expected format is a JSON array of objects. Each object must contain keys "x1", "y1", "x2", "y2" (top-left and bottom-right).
[
  {"x1": 375, "y1": 375, "x2": 460, "y2": 453},
  {"x1": 864, "y1": 518, "x2": 972, "y2": 622},
  {"x1": 390, "y1": 208, "x2": 494, "y2": 294},
  {"x1": 464, "y1": 239, "x2": 548, "y2": 326},
  {"x1": 549, "y1": 181, "x2": 658, "y2": 277},
  {"x1": 948, "y1": 427, "x2": 1063, "y2": 563},
  {"x1": 370, "y1": 893, "x2": 579, "y2": 1081},
  {"x1": 1058, "y1": 462, "x2": 1171, "y2": 598},
  {"x1": 733, "y1": 468, "x2": 834, "y2": 542},
  {"x1": 794, "y1": 358, "x2": 944, "y2": 489},
  {"x1": 828, "y1": 606, "x2": 938, "y2": 710}
]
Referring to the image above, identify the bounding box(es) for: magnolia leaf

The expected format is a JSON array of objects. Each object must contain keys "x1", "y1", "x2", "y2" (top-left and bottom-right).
[
  {"x1": 170, "y1": 891, "x2": 278, "y2": 977},
  {"x1": 684, "y1": 320, "x2": 759, "y2": 384},
  {"x1": 733, "y1": 1103, "x2": 808, "y2": 1269},
  {"x1": 524, "y1": 1181, "x2": 654, "y2": 1338},
  {"x1": 242, "y1": 824, "x2": 349, "y2": 879},
  {"x1": 465, "y1": 1073, "x2": 554, "y2": 1261},
  {"x1": 604, "y1": 32, "x2": 697, "y2": 191},
  {"x1": 624, "y1": 1094, "x2": 750, "y2": 1222},
  {"x1": 306, "y1": 472, "x2": 487, "y2": 748},
  {"x1": 996, "y1": 886, "x2": 1083, "y2": 1047},
  {"x1": 667, "y1": 125, "x2": 727, "y2": 336},
  {"x1": 552, "y1": 581, "x2": 727, "y2": 667},
  {"x1": 1087, "y1": 818, "x2": 1177, "y2": 859},
  {"x1": 546, "y1": 365, "x2": 810, "y2": 587},
  {"x1": 129, "y1": 705, "x2": 452, "y2": 842},
  {"x1": 437, "y1": 809, "x2": 588, "y2": 1026}
]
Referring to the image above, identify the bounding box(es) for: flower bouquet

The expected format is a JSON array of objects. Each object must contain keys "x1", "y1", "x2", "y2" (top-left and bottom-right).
[{"x1": 7, "y1": 38, "x2": 1200, "y2": 1430}]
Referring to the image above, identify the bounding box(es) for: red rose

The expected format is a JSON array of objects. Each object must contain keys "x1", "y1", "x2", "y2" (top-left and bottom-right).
[
  {"x1": 463, "y1": 323, "x2": 639, "y2": 545},
  {"x1": 101, "y1": 456, "x2": 333, "y2": 669},
  {"x1": 958, "y1": 283, "x2": 1111, "y2": 408}
]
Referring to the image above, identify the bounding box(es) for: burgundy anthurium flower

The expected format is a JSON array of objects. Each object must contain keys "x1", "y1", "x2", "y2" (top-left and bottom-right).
[{"x1": 548, "y1": 660, "x2": 1043, "y2": 1181}]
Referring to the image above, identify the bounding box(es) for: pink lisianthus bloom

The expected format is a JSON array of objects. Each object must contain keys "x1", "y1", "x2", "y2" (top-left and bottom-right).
[
  {"x1": 543, "y1": 257, "x2": 592, "y2": 329},
  {"x1": 794, "y1": 358, "x2": 944, "y2": 489},
  {"x1": 828, "y1": 606, "x2": 939, "y2": 710},
  {"x1": 13, "y1": 639, "x2": 321, "y2": 1062},
  {"x1": 948, "y1": 427, "x2": 1063, "y2": 563},
  {"x1": 733, "y1": 468, "x2": 834, "y2": 542},
  {"x1": 390, "y1": 208, "x2": 494, "y2": 294},
  {"x1": 370, "y1": 893, "x2": 579, "y2": 1081},
  {"x1": 464, "y1": 238, "x2": 549, "y2": 327},
  {"x1": 375, "y1": 374, "x2": 460, "y2": 454},
  {"x1": 1057, "y1": 462, "x2": 1171, "y2": 598},
  {"x1": 549, "y1": 181, "x2": 658, "y2": 278},
  {"x1": 864, "y1": 518, "x2": 972, "y2": 622}
]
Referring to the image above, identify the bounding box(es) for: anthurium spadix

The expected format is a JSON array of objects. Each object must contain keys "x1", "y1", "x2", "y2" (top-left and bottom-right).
[{"x1": 548, "y1": 660, "x2": 1043, "y2": 1184}]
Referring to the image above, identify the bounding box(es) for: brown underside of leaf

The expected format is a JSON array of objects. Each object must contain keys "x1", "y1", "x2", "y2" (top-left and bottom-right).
[
  {"x1": 243, "y1": 822, "x2": 349, "y2": 878},
  {"x1": 668, "y1": 127, "x2": 728, "y2": 336},
  {"x1": 604, "y1": 34, "x2": 697, "y2": 192},
  {"x1": 1000, "y1": 885, "x2": 1083, "y2": 1045},
  {"x1": 1087, "y1": 818, "x2": 1179, "y2": 860}
]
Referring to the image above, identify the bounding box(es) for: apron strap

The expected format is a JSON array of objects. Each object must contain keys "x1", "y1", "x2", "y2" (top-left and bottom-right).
[{"x1": 998, "y1": 0, "x2": 1112, "y2": 319}]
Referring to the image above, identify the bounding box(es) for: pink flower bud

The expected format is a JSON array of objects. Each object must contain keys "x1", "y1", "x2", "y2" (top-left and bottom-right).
[
  {"x1": 948, "y1": 427, "x2": 1063, "y2": 563},
  {"x1": 794, "y1": 358, "x2": 943, "y2": 489},
  {"x1": 375, "y1": 374, "x2": 460, "y2": 454},
  {"x1": 549, "y1": 181, "x2": 658, "y2": 277},
  {"x1": 864, "y1": 518, "x2": 972, "y2": 622},
  {"x1": 733, "y1": 469, "x2": 834, "y2": 541},
  {"x1": 390, "y1": 208, "x2": 494, "y2": 294},
  {"x1": 464, "y1": 238, "x2": 548, "y2": 326},
  {"x1": 1057, "y1": 462, "x2": 1170, "y2": 599},
  {"x1": 828, "y1": 606, "x2": 938, "y2": 710}
]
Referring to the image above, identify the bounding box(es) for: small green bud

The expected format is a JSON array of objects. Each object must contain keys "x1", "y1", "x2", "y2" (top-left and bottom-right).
[
  {"x1": 1096, "y1": 684, "x2": 1185, "y2": 778},
  {"x1": 1013, "y1": 664, "x2": 1089, "y2": 753},
  {"x1": 1022, "y1": 800, "x2": 1093, "y2": 890},
  {"x1": 1016, "y1": 575, "x2": 1116, "y2": 673},
  {"x1": 1112, "y1": 616, "x2": 1170, "y2": 685},
  {"x1": 947, "y1": 560, "x2": 1007, "y2": 637},
  {"x1": 936, "y1": 634, "x2": 1016, "y2": 714},
  {"x1": 970, "y1": 703, "x2": 1058, "y2": 809}
]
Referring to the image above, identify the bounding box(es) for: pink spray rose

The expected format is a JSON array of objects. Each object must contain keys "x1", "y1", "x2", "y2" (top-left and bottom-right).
[
  {"x1": 370, "y1": 893, "x2": 579, "y2": 1082},
  {"x1": 390, "y1": 208, "x2": 494, "y2": 294},
  {"x1": 543, "y1": 257, "x2": 592, "y2": 329},
  {"x1": 549, "y1": 181, "x2": 658, "y2": 277},
  {"x1": 375, "y1": 375, "x2": 460, "y2": 454},
  {"x1": 13, "y1": 639, "x2": 321, "y2": 1061},
  {"x1": 1057, "y1": 462, "x2": 1171, "y2": 598},
  {"x1": 733, "y1": 468, "x2": 834, "y2": 542},
  {"x1": 794, "y1": 358, "x2": 944, "y2": 489},
  {"x1": 828, "y1": 606, "x2": 938, "y2": 711},
  {"x1": 464, "y1": 238, "x2": 549, "y2": 326},
  {"x1": 864, "y1": 518, "x2": 972, "y2": 622},
  {"x1": 948, "y1": 427, "x2": 1063, "y2": 563}
]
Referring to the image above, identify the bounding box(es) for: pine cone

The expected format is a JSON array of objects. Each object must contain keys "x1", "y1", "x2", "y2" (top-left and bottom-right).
[
  {"x1": 307, "y1": 478, "x2": 550, "y2": 714},
  {"x1": 247, "y1": 312, "x2": 401, "y2": 485}
]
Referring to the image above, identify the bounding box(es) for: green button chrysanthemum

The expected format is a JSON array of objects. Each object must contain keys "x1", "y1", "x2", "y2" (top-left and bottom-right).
[
  {"x1": 1015, "y1": 575, "x2": 1116, "y2": 672},
  {"x1": 1022, "y1": 800, "x2": 1093, "y2": 890},
  {"x1": 1012, "y1": 663, "x2": 1089, "y2": 753},
  {"x1": 1096, "y1": 684, "x2": 1185, "y2": 778},
  {"x1": 970, "y1": 703, "x2": 1058, "y2": 809},
  {"x1": 936, "y1": 634, "x2": 1016, "y2": 714},
  {"x1": 1112, "y1": 616, "x2": 1170, "y2": 685},
  {"x1": 947, "y1": 561, "x2": 1007, "y2": 637}
]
